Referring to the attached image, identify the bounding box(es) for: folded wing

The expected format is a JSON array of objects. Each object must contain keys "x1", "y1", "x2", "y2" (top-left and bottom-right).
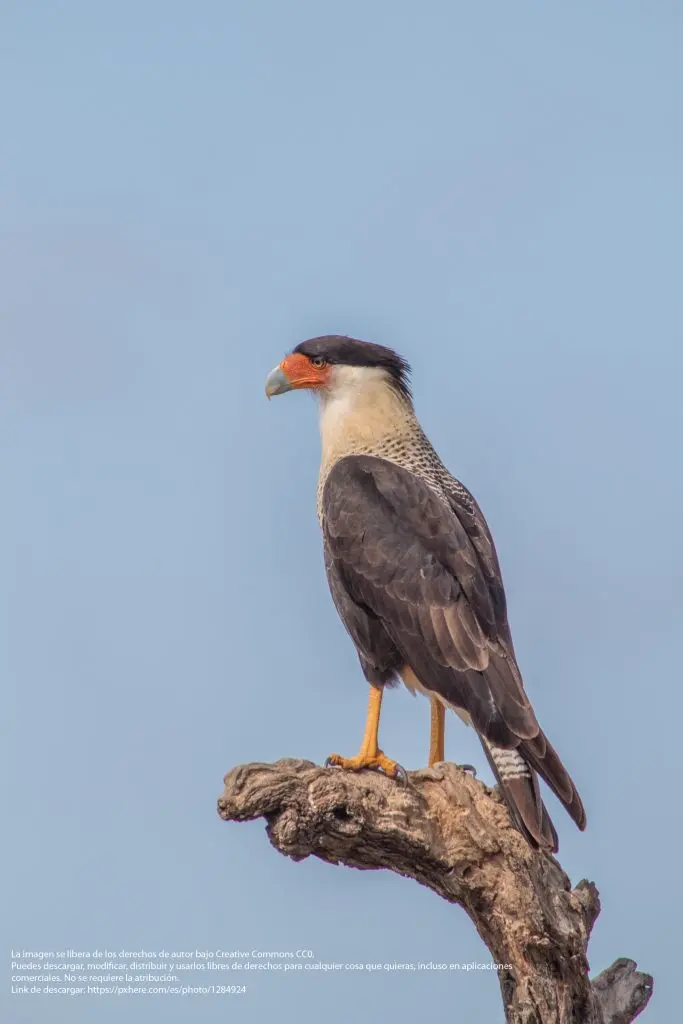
[{"x1": 322, "y1": 454, "x2": 586, "y2": 850}]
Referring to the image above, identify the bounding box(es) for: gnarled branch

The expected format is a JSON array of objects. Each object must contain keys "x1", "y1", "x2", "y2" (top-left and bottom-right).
[{"x1": 217, "y1": 759, "x2": 653, "y2": 1024}]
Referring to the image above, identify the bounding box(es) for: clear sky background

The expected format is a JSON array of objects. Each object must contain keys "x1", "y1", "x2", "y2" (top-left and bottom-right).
[{"x1": 2, "y1": 3, "x2": 681, "y2": 1022}]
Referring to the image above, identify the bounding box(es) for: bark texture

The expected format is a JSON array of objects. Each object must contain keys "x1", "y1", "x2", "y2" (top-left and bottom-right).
[{"x1": 218, "y1": 759, "x2": 653, "y2": 1024}]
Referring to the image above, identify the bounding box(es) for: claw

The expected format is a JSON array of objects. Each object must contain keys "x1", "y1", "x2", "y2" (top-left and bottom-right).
[{"x1": 325, "y1": 750, "x2": 405, "y2": 780}]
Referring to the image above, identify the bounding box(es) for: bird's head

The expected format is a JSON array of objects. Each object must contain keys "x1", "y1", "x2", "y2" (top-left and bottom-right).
[{"x1": 265, "y1": 335, "x2": 412, "y2": 405}]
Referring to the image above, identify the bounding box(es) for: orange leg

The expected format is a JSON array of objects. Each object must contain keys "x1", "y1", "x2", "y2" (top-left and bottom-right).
[
  {"x1": 327, "y1": 685, "x2": 402, "y2": 778},
  {"x1": 429, "y1": 698, "x2": 445, "y2": 766}
]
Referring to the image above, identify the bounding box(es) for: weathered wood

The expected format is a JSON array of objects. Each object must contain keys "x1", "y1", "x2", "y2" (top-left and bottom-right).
[{"x1": 218, "y1": 759, "x2": 653, "y2": 1024}]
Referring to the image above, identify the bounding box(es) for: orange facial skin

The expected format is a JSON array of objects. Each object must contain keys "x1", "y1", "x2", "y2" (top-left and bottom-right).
[{"x1": 279, "y1": 352, "x2": 332, "y2": 391}]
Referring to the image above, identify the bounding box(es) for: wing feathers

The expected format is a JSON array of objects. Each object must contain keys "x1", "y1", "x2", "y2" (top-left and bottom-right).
[{"x1": 442, "y1": 605, "x2": 488, "y2": 670}]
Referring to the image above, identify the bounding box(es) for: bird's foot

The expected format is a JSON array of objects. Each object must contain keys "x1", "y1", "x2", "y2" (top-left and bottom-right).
[
  {"x1": 424, "y1": 759, "x2": 477, "y2": 776},
  {"x1": 325, "y1": 750, "x2": 407, "y2": 781}
]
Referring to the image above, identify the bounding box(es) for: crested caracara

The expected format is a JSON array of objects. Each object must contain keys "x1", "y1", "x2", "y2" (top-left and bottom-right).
[{"x1": 265, "y1": 335, "x2": 586, "y2": 852}]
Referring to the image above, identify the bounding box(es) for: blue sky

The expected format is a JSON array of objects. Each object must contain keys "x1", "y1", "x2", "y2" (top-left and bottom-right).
[{"x1": 2, "y1": 3, "x2": 681, "y2": 1021}]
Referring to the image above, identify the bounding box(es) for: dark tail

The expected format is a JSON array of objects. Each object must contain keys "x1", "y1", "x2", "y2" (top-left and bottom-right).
[
  {"x1": 521, "y1": 729, "x2": 587, "y2": 832},
  {"x1": 480, "y1": 732, "x2": 585, "y2": 853}
]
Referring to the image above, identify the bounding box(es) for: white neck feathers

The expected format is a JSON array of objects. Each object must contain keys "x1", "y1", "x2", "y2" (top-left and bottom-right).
[{"x1": 318, "y1": 365, "x2": 416, "y2": 467}]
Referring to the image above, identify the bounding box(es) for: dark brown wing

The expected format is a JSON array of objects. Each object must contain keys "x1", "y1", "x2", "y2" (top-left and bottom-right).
[
  {"x1": 323, "y1": 454, "x2": 537, "y2": 742},
  {"x1": 439, "y1": 474, "x2": 512, "y2": 645},
  {"x1": 323, "y1": 538, "x2": 404, "y2": 685},
  {"x1": 322, "y1": 454, "x2": 585, "y2": 846}
]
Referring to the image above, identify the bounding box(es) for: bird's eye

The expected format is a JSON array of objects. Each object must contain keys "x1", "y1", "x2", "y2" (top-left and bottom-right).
[{"x1": 310, "y1": 356, "x2": 327, "y2": 368}]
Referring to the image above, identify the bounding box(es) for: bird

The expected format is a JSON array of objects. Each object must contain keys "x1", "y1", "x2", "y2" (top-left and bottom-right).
[{"x1": 265, "y1": 335, "x2": 586, "y2": 852}]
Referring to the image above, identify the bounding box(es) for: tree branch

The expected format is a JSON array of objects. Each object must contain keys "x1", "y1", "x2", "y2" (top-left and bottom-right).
[{"x1": 217, "y1": 759, "x2": 653, "y2": 1024}]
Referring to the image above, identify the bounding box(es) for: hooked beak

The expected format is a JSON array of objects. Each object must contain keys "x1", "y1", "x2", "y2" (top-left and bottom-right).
[{"x1": 265, "y1": 365, "x2": 293, "y2": 399}]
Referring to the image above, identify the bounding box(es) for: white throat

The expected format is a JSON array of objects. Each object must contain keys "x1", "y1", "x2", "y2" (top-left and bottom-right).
[
  {"x1": 314, "y1": 364, "x2": 446, "y2": 524},
  {"x1": 318, "y1": 365, "x2": 415, "y2": 460}
]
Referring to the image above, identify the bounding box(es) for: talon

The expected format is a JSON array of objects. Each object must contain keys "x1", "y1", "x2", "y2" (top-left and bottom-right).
[
  {"x1": 460, "y1": 763, "x2": 477, "y2": 777},
  {"x1": 325, "y1": 750, "x2": 403, "y2": 779},
  {"x1": 375, "y1": 750, "x2": 403, "y2": 778}
]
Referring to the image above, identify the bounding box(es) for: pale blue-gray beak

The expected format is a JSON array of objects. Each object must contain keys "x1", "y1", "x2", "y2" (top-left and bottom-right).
[{"x1": 265, "y1": 365, "x2": 293, "y2": 399}]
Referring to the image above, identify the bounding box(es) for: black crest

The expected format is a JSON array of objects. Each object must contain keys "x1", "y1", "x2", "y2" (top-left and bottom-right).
[{"x1": 293, "y1": 335, "x2": 412, "y2": 401}]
